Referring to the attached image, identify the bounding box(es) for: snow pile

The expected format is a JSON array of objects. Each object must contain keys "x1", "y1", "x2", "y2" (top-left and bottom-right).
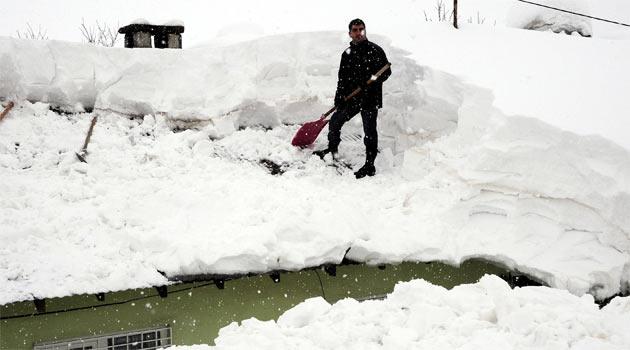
[
  {"x1": 1, "y1": 89, "x2": 628, "y2": 304},
  {"x1": 4, "y1": 23, "x2": 630, "y2": 150},
  {"x1": 1, "y1": 28, "x2": 630, "y2": 304},
  {"x1": 397, "y1": 86, "x2": 630, "y2": 298},
  {"x1": 173, "y1": 276, "x2": 630, "y2": 349},
  {"x1": 507, "y1": 0, "x2": 592, "y2": 36},
  {"x1": 0, "y1": 33, "x2": 432, "y2": 139}
]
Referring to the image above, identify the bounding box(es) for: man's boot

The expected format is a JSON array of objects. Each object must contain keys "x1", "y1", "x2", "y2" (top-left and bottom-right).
[
  {"x1": 355, "y1": 148, "x2": 377, "y2": 179},
  {"x1": 354, "y1": 162, "x2": 375, "y2": 179}
]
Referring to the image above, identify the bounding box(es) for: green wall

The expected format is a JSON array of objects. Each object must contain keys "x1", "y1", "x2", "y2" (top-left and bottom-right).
[{"x1": 1, "y1": 260, "x2": 512, "y2": 349}]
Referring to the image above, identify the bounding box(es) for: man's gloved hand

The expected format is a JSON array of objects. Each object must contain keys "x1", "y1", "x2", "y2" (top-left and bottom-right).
[
  {"x1": 361, "y1": 77, "x2": 376, "y2": 91},
  {"x1": 361, "y1": 75, "x2": 378, "y2": 90}
]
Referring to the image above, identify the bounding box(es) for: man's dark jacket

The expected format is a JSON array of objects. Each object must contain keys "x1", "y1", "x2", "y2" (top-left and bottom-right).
[{"x1": 334, "y1": 39, "x2": 391, "y2": 110}]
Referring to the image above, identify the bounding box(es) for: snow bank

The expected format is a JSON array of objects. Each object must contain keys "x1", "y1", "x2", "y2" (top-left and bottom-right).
[
  {"x1": 3, "y1": 22, "x2": 630, "y2": 150},
  {"x1": 397, "y1": 86, "x2": 630, "y2": 298},
  {"x1": 1, "y1": 29, "x2": 630, "y2": 304},
  {"x1": 0, "y1": 33, "x2": 435, "y2": 138},
  {"x1": 173, "y1": 276, "x2": 630, "y2": 349}
]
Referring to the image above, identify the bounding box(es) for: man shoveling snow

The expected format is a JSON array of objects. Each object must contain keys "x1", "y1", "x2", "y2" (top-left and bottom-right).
[{"x1": 314, "y1": 18, "x2": 391, "y2": 179}]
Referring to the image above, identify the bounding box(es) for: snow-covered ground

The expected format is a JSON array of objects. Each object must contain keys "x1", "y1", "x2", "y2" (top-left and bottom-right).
[
  {"x1": 1, "y1": 22, "x2": 629, "y2": 305},
  {"x1": 172, "y1": 276, "x2": 630, "y2": 349}
]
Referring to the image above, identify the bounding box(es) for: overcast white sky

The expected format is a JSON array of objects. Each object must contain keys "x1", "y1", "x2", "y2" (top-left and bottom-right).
[
  {"x1": 2, "y1": 0, "x2": 431, "y2": 46},
  {"x1": 0, "y1": 0, "x2": 527, "y2": 46},
  {"x1": 0, "y1": 0, "x2": 628, "y2": 47}
]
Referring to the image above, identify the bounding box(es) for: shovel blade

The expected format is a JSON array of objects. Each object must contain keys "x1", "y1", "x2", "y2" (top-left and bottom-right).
[{"x1": 291, "y1": 117, "x2": 329, "y2": 147}]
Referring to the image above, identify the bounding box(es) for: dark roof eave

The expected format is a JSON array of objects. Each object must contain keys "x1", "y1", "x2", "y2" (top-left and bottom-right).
[{"x1": 118, "y1": 24, "x2": 185, "y2": 35}]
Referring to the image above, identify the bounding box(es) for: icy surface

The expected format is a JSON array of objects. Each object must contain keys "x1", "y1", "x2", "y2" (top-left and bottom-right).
[
  {"x1": 173, "y1": 276, "x2": 630, "y2": 349},
  {"x1": 1, "y1": 29, "x2": 630, "y2": 304}
]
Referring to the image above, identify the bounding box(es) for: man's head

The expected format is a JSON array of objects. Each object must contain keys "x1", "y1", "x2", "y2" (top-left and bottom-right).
[{"x1": 348, "y1": 18, "x2": 366, "y2": 44}]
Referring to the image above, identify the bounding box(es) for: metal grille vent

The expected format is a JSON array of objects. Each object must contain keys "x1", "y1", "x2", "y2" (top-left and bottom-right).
[{"x1": 33, "y1": 326, "x2": 171, "y2": 350}]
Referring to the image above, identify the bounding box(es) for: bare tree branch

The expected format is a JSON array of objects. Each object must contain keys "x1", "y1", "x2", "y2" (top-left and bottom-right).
[
  {"x1": 423, "y1": 0, "x2": 452, "y2": 23},
  {"x1": 79, "y1": 18, "x2": 98, "y2": 44},
  {"x1": 16, "y1": 23, "x2": 48, "y2": 40},
  {"x1": 97, "y1": 20, "x2": 120, "y2": 47},
  {"x1": 79, "y1": 18, "x2": 120, "y2": 47},
  {"x1": 423, "y1": 10, "x2": 431, "y2": 22}
]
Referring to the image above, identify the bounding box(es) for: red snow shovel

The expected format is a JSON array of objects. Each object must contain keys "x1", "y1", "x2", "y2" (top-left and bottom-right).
[{"x1": 291, "y1": 63, "x2": 391, "y2": 147}]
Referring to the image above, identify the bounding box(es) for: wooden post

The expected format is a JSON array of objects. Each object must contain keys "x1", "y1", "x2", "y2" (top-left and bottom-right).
[
  {"x1": 453, "y1": 0, "x2": 459, "y2": 29},
  {"x1": 0, "y1": 101, "x2": 15, "y2": 123},
  {"x1": 75, "y1": 115, "x2": 98, "y2": 163}
]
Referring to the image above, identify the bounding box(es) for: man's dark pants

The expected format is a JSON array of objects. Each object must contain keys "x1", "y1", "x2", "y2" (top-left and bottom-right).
[{"x1": 327, "y1": 105, "x2": 378, "y2": 165}]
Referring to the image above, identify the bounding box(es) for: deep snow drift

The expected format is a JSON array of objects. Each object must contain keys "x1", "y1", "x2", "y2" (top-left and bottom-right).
[
  {"x1": 173, "y1": 276, "x2": 630, "y2": 349},
  {"x1": 1, "y1": 27, "x2": 630, "y2": 305}
]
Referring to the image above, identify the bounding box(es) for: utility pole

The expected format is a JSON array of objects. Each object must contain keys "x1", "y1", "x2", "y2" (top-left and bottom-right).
[{"x1": 453, "y1": 0, "x2": 459, "y2": 28}]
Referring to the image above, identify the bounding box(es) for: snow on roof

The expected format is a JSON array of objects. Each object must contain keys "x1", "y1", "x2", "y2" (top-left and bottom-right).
[
  {"x1": 0, "y1": 29, "x2": 629, "y2": 305},
  {"x1": 162, "y1": 20, "x2": 185, "y2": 27},
  {"x1": 128, "y1": 18, "x2": 184, "y2": 27},
  {"x1": 130, "y1": 18, "x2": 151, "y2": 25},
  {"x1": 176, "y1": 276, "x2": 630, "y2": 349}
]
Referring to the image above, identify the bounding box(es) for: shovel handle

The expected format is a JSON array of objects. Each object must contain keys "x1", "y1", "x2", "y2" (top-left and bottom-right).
[{"x1": 322, "y1": 63, "x2": 391, "y2": 119}]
